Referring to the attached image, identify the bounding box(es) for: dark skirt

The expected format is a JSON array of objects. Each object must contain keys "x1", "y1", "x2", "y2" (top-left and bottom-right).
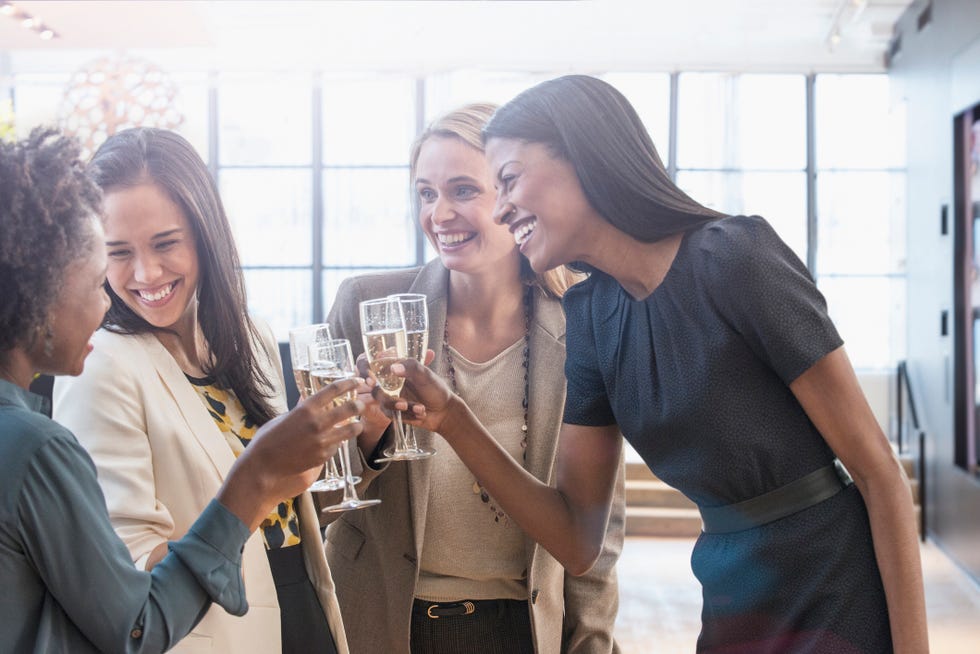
[{"x1": 266, "y1": 545, "x2": 338, "y2": 654}]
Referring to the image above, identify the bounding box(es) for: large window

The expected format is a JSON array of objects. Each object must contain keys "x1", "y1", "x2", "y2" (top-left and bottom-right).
[
  {"x1": 676, "y1": 73, "x2": 808, "y2": 261},
  {"x1": 7, "y1": 69, "x2": 906, "y2": 370},
  {"x1": 815, "y1": 75, "x2": 907, "y2": 371}
]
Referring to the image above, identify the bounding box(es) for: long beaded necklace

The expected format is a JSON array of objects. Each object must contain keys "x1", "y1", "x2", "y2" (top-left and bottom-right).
[{"x1": 443, "y1": 284, "x2": 532, "y2": 524}]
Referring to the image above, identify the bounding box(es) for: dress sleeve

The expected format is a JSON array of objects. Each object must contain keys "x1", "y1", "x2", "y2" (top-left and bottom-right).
[
  {"x1": 699, "y1": 215, "x2": 843, "y2": 385},
  {"x1": 562, "y1": 281, "x2": 616, "y2": 427},
  {"x1": 18, "y1": 431, "x2": 250, "y2": 654}
]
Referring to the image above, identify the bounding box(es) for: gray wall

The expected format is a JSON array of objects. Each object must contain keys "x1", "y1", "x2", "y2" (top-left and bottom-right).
[{"x1": 890, "y1": 0, "x2": 980, "y2": 581}]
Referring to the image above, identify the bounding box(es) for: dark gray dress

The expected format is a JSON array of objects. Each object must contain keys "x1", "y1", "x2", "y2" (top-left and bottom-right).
[{"x1": 563, "y1": 215, "x2": 891, "y2": 653}]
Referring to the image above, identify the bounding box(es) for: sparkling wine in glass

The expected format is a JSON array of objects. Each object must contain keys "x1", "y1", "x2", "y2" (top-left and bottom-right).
[
  {"x1": 288, "y1": 323, "x2": 349, "y2": 491},
  {"x1": 387, "y1": 293, "x2": 434, "y2": 458},
  {"x1": 311, "y1": 338, "x2": 379, "y2": 512},
  {"x1": 360, "y1": 297, "x2": 433, "y2": 463}
]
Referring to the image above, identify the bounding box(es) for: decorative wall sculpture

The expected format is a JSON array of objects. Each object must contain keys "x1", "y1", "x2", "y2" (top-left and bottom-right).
[{"x1": 60, "y1": 54, "x2": 184, "y2": 156}]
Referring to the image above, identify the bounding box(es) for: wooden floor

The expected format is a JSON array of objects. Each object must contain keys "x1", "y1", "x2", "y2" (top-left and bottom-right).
[{"x1": 614, "y1": 536, "x2": 980, "y2": 653}]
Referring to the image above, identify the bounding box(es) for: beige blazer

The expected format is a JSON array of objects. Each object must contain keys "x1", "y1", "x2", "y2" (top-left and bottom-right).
[
  {"x1": 54, "y1": 321, "x2": 349, "y2": 654},
  {"x1": 322, "y1": 260, "x2": 625, "y2": 654}
]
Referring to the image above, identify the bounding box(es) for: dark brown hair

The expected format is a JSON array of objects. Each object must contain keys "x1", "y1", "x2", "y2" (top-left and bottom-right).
[
  {"x1": 0, "y1": 128, "x2": 101, "y2": 354},
  {"x1": 484, "y1": 75, "x2": 724, "y2": 243},
  {"x1": 88, "y1": 127, "x2": 277, "y2": 425}
]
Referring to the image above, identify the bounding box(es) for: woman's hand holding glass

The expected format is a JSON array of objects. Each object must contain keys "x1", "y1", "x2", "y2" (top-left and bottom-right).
[
  {"x1": 358, "y1": 297, "x2": 435, "y2": 463},
  {"x1": 309, "y1": 338, "x2": 381, "y2": 512},
  {"x1": 288, "y1": 323, "x2": 353, "y2": 491},
  {"x1": 367, "y1": 355, "x2": 458, "y2": 442},
  {"x1": 221, "y1": 376, "x2": 364, "y2": 529}
]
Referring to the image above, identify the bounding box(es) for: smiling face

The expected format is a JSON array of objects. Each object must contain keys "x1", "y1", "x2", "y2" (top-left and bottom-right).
[
  {"x1": 32, "y1": 218, "x2": 111, "y2": 377},
  {"x1": 414, "y1": 135, "x2": 519, "y2": 276},
  {"x1": 485, "y1": 137, "x2": 602, "y2": 274},
  {"x1": 102, "y1": 182, "x2": 200, "y2": 334}
]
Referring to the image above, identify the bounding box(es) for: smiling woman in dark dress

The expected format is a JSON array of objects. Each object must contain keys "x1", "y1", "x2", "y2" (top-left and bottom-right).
[{"x1": 386, "y1": 76, "x2": 928, "y2": 654}]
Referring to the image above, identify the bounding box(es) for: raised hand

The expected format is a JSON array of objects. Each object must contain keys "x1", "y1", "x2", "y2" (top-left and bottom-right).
[{"x1": 218, "y1": 377, "x2": 364, "y2": 530}]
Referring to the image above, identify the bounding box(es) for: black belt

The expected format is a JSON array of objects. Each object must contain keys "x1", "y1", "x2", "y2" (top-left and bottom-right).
[
  {"x1": 699, "y1": 460, "x2": 853, "y2": 535},
  {"x1": 412, "y1": 598, "x2": 517, "y2": 619}
]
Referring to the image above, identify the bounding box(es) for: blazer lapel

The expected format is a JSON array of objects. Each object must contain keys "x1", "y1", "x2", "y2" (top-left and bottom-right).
[
  {"x1": 141, "y1": 334, "x2": 237, "y2": 480},
  {"x1": 404, "y1": 261, "x2": 451, "y2": 556}
]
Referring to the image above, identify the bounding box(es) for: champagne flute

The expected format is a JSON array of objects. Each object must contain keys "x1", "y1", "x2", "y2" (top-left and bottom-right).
[
  {"x1": 311, "y1": 338, "x2": 380, "y2": 512},
  {"x1": 288, "y1": 323, "x2": 351, "y2": 491},
  {"x1": 359, "y1": 298, "x2": 433, "y2": 463},
  {"x1": 387, "y1": 293, "x2": 435, "y2": 459}
]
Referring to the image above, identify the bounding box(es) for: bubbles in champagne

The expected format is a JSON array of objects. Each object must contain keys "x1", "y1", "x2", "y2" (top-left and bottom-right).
[
  {"x1": 405, "y1": 330, "x2": 428, "y2": 363},
  {"x1": 363, "y1": 329, "x2": 408, "y2": 396},
  {"x1": 293, "y1": 366, "x2": 314, "y2": 400}
]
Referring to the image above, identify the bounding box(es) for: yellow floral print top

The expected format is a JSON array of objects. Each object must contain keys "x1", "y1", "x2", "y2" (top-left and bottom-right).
[{"x1": 187, "y1": 375, "x2": 301, "y2": 549}]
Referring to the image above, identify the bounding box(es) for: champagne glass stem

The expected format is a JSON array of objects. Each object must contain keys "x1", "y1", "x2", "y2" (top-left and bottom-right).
[
  {"x1": 338, "y1": 439, "x2": 359, "y2": 504},
  {"x1": 327, "y1": 453, "x2": 341, "y2": 480},
  {"x1": 389, "y1": 405, "x2": 409, "y2": 451}
]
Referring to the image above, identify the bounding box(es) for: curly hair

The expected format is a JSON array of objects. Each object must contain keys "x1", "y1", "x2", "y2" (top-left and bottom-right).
[{"x1": 0, "y1": 128, "x2": 102, "y2": 354}]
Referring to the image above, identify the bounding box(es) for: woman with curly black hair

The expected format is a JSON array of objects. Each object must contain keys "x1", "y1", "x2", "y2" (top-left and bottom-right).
[{"x1": 0, "y1": 129, "x2": 361, "y2": 653}]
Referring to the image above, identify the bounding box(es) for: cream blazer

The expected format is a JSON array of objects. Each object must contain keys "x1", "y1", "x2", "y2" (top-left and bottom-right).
[
  {"x1": 322, "y1": 261, "x2": 625, "y2": 654},
  {"x1": 54, "y1": 321, "x2": 349, "y2": 654}
]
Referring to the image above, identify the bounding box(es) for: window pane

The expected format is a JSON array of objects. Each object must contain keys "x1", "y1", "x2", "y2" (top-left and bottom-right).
[
  {"x1": 220, "y1": 169, "x2": 312, "y2": 266},
  {"x1": 170, "y1": 72, "x2": 210, "y2": 165},
  {"x1": 244, "y1": 269, "x2": 313, "y2": 342},
  {"x1": 218, "y1": 74, "x2": 312, "y2": 165},
  {"x1": 676, "y1": 171, "x2": 807, "y2": 262},
  {"x1": 678, "y1": 73, "x2": 805, "y2": 170},
  {"x1": 601, "y1": 73, "x2": 671, "y2": 157},
  {"x1": 424, "y1": 71, "x2": 553, "y2": 123},
  {"x1": 817, "y1": 171, "x2": 906, "y2": 275},
  {"x1": 323, "y1": 168, "x2": 415, "y2": 267},
  {"x1": 816, "y1": 74, "x2": 906, "y2": 169},
  {"x1": 819, "y1": 276, "x2": 906, "y2": 370},
  {"x1": 322, "y1": 76, "x2": 415, "y2": 165},
  {"x1": 12, "y1": 73, "x2": 71, "y2": 137}
]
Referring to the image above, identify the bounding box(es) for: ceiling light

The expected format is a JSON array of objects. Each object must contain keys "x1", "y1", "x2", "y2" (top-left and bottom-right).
[{"x1": 2, "y1": 3, "x2": 59, "y2": 40}]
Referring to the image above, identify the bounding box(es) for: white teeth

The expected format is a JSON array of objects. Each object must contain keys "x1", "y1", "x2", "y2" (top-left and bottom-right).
[
  {"x1": 438, "y1": 232, "x2": 473, "y2": 245},
  {"x1": 514, "y1": 220, "x2": 536, "y2": 245},
  {"x1": 138, "y1": 282, "x2": 175, "y2": 302}
]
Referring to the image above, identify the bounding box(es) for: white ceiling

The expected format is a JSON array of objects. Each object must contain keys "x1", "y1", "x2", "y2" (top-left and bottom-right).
[{"x1": 1, "y1": 0, "x2": 915, "y2": 74}]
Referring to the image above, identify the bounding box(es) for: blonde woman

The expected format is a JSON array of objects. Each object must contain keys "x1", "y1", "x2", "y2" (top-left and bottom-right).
[{"x1": 323, "y1": 104, "x2": 625, "y2": 654}]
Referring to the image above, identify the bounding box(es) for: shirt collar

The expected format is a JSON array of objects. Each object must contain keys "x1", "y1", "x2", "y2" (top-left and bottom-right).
[{"x1": 0, "y1": 377, "x2": 51, "y2": 416}]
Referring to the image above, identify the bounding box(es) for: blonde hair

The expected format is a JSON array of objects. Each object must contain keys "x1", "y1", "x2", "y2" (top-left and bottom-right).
[{"x1": 410, "y1": 103, "x2": 582, "y2": 299}]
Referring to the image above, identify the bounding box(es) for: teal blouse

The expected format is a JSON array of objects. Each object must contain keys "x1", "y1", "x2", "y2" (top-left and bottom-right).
[{"x1": 0, "y1": 378, "x2": 251, "y2": 653}]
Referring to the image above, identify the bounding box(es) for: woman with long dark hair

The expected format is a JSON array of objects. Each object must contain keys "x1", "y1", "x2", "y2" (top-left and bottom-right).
[
  {"x1": 0, "y1": 128, "x2": 360, "y2": 653},
  {"x1": 387, "y1": 76, "x2": 928, "y2": 653},
  {"x1": 55, "y1": 127, "x2": 349, "y2": 654}
]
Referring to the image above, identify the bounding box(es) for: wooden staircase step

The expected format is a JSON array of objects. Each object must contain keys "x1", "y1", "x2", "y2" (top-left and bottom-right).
[
  {"x1": 899, "y1": 453, "x2": 915, "y2": 478},
  {"x1": 625, "y1": 506, "x2": 703, "y2": 537},
  {"x1": 626, "y1": 480, "x2": 697, "y2": 509},
  {"x1": 625, "y1": 460, "x2": 658, "y2": 482}
]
